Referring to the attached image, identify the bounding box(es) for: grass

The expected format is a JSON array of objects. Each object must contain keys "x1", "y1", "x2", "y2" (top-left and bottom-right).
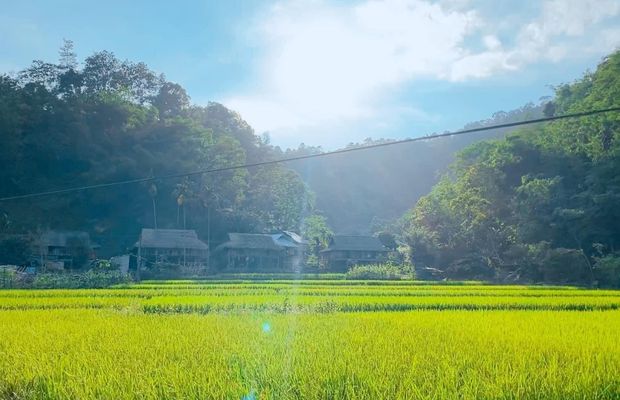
[{"x1": 0, "y1": 280, "x2": 619, "y2": 399}]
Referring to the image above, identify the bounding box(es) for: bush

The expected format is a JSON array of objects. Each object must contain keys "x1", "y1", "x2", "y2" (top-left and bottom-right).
[
  {"x1": 0, "y1": 266, "x2": 16, "y2": 288},
  {"x1": 140, "y1": 263, "x2": 205, "y2": 280},
  {"x1": 594, "y1": 254, "x2": 620, "y2": 288},
  {"x1": 346, "y1": 264, "x2": 412, "y2": 280},
  {"x1": 15, "y1": 271, "x2": 132, "y2": 289},
  {"x1": 445, "y1": 255, "x2": 496, "y2": 281},
  {"x1": 538, "y1": 248, "x2": 592, "y2": 285},
  {"x1": 91, "y1": 259, "x2": 118, "y2": 272}
]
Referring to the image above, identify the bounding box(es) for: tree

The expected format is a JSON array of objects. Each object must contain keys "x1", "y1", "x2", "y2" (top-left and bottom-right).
[
  {"x1": 377, "y1": 232, "x2": 398, "y2": 250},
  {"x1": 401, "y1": 50, "x2": 620, "y2": 286},
  {"x1": 153, "y1": 82, "x2": 190, "y2": 118},
  {"x1": 18, "y1": 60, "x2": 59, "y2": 89},
  {"x1": 245, "y1": 166, "x2": 314, "y2": 232},
  {"x1": 0, "y1": 237, "x2": 31, "y2": 266},
  {"x1": 301, "y1": 215, "x2": 333, "y2": 268},
  {"x1": 148, "y1": 183, "x2": 158, "y2": 229},
  {"x1": 82, "y1": 50, "x2": 121, "y2": 94},
  {"x1": 58, "y1": 39, "x2": 78, "y2": 70},
  {"x1": 0, "y1": 48, "x2": 321, "y2": 265},
  {"x1": 82, "y1": 51, "x2": 162, "y2": 103}
]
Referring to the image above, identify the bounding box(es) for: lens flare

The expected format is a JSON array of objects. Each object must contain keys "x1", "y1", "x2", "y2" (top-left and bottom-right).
[{"x1": 242, "y1": 390, "x2": 256, "y2": 400}]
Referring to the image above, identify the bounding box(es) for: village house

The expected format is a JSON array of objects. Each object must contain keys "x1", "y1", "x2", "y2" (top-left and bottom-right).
[
  {"x1": 320, "y1": 235, "x2": 390, "y2": 271},
  {"x1": 214, "y1": 231, "x2": 306, "y2": 271},
  {"x1": 134, "y1": 228, "x2": 209, "y2": 269},
  {"x1": 35, "y1": 230, "x2": 99, "y2": 270}
]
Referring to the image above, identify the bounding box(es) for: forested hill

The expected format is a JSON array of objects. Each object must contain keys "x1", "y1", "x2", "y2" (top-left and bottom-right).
[
  {"x1": 0, "y1": 41, "x2": 548, "y2": 256},
  {"x1": 2, "y1": 40, "x2": 617, "y2": 283},
  {"x1": 285, "y1": 103, "x2": 544, "y2": 234},
  {"x1": 0, "y1": 42, "x2": 313, "y2": 256},
  {"x1": 402, "y1": 51, "x2": 620, "y2": 286}
]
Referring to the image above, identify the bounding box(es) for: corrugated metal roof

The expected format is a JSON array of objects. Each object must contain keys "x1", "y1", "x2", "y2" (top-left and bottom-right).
[
  {"x1": 216, "y1": 232, "x2": 305, "y2": 251},
  {"x1": 219, "y1": 233, "x2": 282, "y2": 250},
  {"x1": 282, "y1": 231, "x2": 307, "y2": 245},
  {"x1": 321, "y1": 235, "x2": 387, "y2": 252},
  {"x1": 136, "y1": 229, "x2": 208, "y2": 250}
]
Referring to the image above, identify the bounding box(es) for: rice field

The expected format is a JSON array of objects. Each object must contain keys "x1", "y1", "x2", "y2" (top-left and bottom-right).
[{"x1": 1, "y1": 279, "x2": 619, "y2": 399}]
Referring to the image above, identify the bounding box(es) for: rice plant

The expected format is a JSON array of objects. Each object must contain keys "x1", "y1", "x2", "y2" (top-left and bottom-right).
[{"x1": 0, "y1": 280, "x2": 619, "y2": 399}]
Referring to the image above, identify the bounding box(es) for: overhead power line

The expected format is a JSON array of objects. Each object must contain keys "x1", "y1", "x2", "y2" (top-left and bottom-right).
[{"x1": 1, "y1": 106, "x2": 619, "y2": 202}]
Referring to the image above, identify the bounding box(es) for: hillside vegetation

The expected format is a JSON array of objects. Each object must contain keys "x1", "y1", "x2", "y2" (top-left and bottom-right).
[
  {"x1": 287, "y1": 102, "x2": 544, "y2": 234},
  {"x1": 1, "y1": 43, "x2": 619, "y2": 287},
  {"x1": 0, "y1": 42, "x2": 547, "y2": 250},
  {"x1": 0, "y1": 43, "x2": 313, "y2": 255},
  {"x1": 402, "y1": 51, "x2": 620, "y2": 286}
]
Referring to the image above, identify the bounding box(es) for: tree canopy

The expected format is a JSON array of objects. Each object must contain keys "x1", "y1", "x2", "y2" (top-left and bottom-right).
[
  {"x1": 2, "y1": 42, "x2": 619, "y2": 284},
  {"x1": 401, "y1": 51, "x2": 620, "y2": 287},
  {"x1": 0, "y1": 46, "x2": 312, "y2": 258}
]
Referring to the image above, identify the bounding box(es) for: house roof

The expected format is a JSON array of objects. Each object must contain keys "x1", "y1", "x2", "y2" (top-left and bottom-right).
[
  {"x1": 135, "y1": 229, "x2": 209, "y2": 250},
  {"x1": 282, "y1": 231, "x2": 307, "y2": 245},
  {"x1": 321, "y1": 235, "x2": 388, "y2": 252},
  {"x1": 226, "y1": 233, "x2": 282, "y2": 250},
  {"x1": 216, "y1": 232, "x2": 305, "y2": 251},
  {"x1": 40, "y1": 231, "x2": 96, "y2": 248}
]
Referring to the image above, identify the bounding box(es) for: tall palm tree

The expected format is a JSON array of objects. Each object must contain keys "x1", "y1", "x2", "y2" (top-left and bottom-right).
[
  {"x1": 148, "y1": 183, "x2": 158, "y2": 229},
  {"x1": 177, "y1": 193, "x2": 185, "y2": 228}
]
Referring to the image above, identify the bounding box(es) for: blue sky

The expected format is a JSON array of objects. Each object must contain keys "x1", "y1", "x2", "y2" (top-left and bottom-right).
[{"x1": 1, "y1": 0, "x2": 619, "y2": 149}]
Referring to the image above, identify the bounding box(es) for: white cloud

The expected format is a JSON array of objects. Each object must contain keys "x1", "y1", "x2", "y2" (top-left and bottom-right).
[
  {"x1": 540, "y1": 0, "x2": 620, "y2": 36},
  {"x1": 471, "y1": 0, "x2": 620, "y2": 77},
  {"x1": 226, "y1": 0, "x2": 478, "y2": 142},
  {"x1": 483, "y1": 35, "x2": 501, "y2": 51},
  {"x1": 224, "y1": 0, "x2": 620, "y2": 146}
]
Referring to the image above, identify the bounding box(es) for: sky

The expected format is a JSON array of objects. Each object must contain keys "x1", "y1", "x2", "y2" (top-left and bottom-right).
[{"x1": 1, "y1": 0, "x2": 619, "y2": 149}]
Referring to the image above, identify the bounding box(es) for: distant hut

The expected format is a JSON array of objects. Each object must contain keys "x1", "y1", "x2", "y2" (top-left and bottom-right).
[
  {"x1": 214, "y1": 231, "x2": 306, "y2": 271},
  {"x1": 320, "y1": 235, "x2": 389, "y2": 271},
  {"x1": 134, "y1": 228, "x2": 209, "y2": 269},
  {"x1": 36, "y1": 230, "x2": 99, "y2": 269}
]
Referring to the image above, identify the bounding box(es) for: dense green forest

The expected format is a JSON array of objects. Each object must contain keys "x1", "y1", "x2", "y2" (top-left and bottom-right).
[
  {"x1": 401, "y1": 51, "x2": 620, "y2": 286},
  {"x1": 0, "y1": 41, "x2": 544, "y2": 257},
  {"x1": 1, "y1": 41, "x2": 619, "y2": 285},
  {"x1": 0, "y1": 41, "x2": 314, "y2": 256}
]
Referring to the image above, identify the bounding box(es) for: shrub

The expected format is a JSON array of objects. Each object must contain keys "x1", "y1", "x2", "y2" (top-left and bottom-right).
[
  {"x1": 15, "y1": 271, "x2": 132, "y2": 289},
  {"x1": 594, "y1": 254, "x2": 620, "y2": 288},
  {"x1": 140, "y1": 263, "x2": 205, "y2": 280},
  {"x1": 91, "y1": 259, "x2": 117, "y2": 272},
  {"x1": 538, "y1": 248, "x2": 592, "y2": 285},
  {"x1": 445, "y1": 255, "x2": 496, "y2": 281},
  {"x1": 0, "y1": 266, "x2": 16, "y2": 288},
  {"x1": 346, "y1": 264, "x2": 412, "y2": 280}
]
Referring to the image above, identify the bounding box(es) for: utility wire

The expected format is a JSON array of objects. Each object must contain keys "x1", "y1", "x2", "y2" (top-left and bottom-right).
[{"x1": 1, "y1": 106, "x2": 619, "y2": 202}]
